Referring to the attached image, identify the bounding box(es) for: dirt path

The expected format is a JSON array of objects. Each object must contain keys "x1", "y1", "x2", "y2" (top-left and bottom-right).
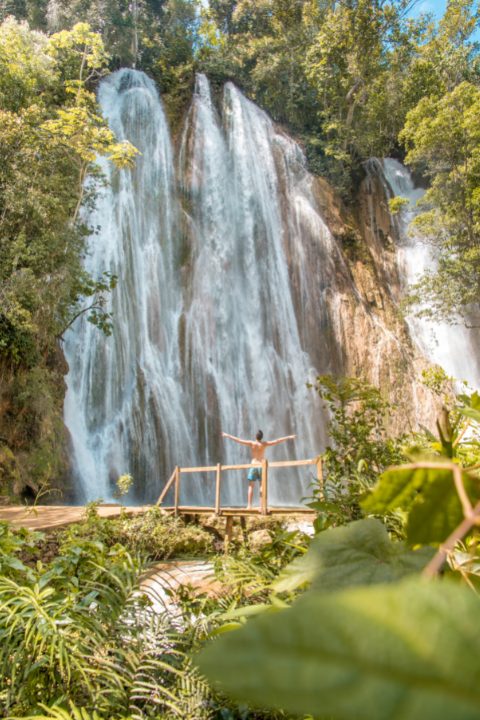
[{"x1": 0, "y1": 504, "x2": 148, "y2": 531}]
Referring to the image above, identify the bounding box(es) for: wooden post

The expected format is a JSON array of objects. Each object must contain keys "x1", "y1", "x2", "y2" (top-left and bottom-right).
[
  {"x1": 240, "y1": 516, "x2": 248, "y2": 543},
  {"x1": 156, "y1": 469, "x2": 176, "y2": 505},
  {"x1": 215, "y1": 463, "x2": 222, "y2": 516},
  {"x1": 174, "y1": 466, "x2": 180, "y2": 516},
  {"x1": 261, "y1": 459, "x2": 268, "y2": 515},
  {"x1": 316, "y1": 456, "x2": 323, "y2": 499},
  {"x1": 224, "y1": 516, "x2": 234, "y2": 551}
]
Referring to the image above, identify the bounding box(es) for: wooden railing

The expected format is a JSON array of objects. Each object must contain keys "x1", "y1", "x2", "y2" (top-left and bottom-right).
[{"x1": 156, "y1": 456, "x2": 322, "y2": 516}]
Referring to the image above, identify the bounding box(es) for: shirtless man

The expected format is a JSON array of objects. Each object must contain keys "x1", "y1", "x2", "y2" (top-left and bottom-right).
[{"x1": 221, "y1": 430, "x2": 296, "y2": 509}]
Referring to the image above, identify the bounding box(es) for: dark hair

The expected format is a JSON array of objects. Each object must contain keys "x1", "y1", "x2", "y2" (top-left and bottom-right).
[{"x1": 256, "y1": 430, "x2": 263, "y2": 442}]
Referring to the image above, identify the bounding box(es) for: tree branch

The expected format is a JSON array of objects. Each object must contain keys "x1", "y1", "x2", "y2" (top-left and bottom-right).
[
  {"x1": 422, "y1": 500, "x2": 480, "y2": 578},
  {"x1": 56, "y1": 302, "x2": 104, "y2": 340}
]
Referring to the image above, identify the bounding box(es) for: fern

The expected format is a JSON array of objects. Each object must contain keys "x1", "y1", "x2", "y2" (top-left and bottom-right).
[
  {"x1": 0, "y1": 540, "x2": 212, "y2": 718},
  {"x1": 11, "y1": 701, "x2": 125, "y2": 719}
]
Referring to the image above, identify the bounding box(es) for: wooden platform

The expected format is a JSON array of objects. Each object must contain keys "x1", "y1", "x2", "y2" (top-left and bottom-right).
[
  {"x1": 0, "y1": 459, "x2": 319, "y2": 532},
  {"x1": 0, "y1": 503, "x2": 314, "y2": 531},
  {"x1": 0, "y1": 504, "x2": 148, "y2": 531},
  {"x1": 161, "y1": 506, "x2": 315, "y2": 516},
  {"x1": 157, "y1": 456, "x2": 322, "y2": 516}
]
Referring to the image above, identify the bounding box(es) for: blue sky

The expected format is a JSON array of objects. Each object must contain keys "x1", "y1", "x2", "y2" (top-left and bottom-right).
[
  {"x1": 408, "y1": 0, "x2": 448, "y2": 20},
  {"x1": 407, "y1": 0, "x2": 480, "y2": 39}
]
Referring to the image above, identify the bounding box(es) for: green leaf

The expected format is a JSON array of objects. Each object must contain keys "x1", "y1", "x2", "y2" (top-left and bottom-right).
[
  {"x1": 220, "y1": 603, "x2": 276, "y2": 621},
  {"x1": 197, "y1": 578, "x2": 480, "y2": 720},
  {"x1": 273, "y1": 519, "x2": 434, "y2": 593},
  {"x1": 273, "y1": 548, "x2": 319, "y2": 593},
  {"x1": 459, "y1": 391, "x2": 480, "y2": 411},
  {"x1": 362, "y1": 463, "x2": 480, "y2": 544},
  {"x1": 459, "y1": 406, "x2": 480, "y2": 424},
  {"x1": 1, "y1": 554, "x2": 30, "y2": 573}
]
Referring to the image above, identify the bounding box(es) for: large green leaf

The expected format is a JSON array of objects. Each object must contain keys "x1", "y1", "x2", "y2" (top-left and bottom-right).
[
  {"x1": 362, "y1": 463, "x2": 480, "y2": 544},
  {"x1": 273, "y1": 519, "x2": 433, "y2": 593},
  {"x1": 459, "y1": 406, "x2": 480, "y2": 424},
  {"x1": 459, "y1": 391, "x2": 480, "y2": 410},
  {"x1": 197, "y1": 578, "x2": 480, "y2": 720},
  {"x1": 457, "y1": 391, "x2": 480, "y2": 423}
]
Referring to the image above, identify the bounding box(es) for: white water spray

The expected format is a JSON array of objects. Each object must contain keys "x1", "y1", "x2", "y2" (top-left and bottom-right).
[
  {"x1": 64, "y1": 70, "x2": 195, "y2": 502},
  {"x1": 383, "y1": 158, "x2": 480, "y2": 388}
]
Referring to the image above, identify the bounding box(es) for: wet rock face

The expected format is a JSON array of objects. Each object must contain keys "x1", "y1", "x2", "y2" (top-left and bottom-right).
[
  {"x1": 322, "y1": 161, "x2": 439, "y2": 433},
  {"x1": 273, "y1": 152, "x2": 440, "y2": 434},
  {"x1": 0, "y1": 359, "x2": 73, "y2": 505},
  {"x1": 282, "y1": 155, "x2": 441, "y2": 434},
  {"x1": 0, "y1": 445, "x2": 20, "y2": 501}
]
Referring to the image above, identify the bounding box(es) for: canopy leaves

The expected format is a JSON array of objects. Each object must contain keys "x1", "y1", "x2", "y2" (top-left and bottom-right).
[{"x1": 362, "y1": 461, "x2": 480, "y2": 545}]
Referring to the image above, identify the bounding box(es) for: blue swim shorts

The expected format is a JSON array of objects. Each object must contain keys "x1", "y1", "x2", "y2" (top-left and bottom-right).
[{"x1": 247, "y1": 466, "x2": 262, "y2": 482}]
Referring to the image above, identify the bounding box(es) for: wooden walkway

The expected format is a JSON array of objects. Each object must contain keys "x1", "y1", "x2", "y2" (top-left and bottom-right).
[
  {"x1": 0, "y1": 457, "x2": 319, "y2": 531},
  {"x1": 157, "y1": 456, "x2": 321, "y2": 517},
  {"x1": 160, "y1": 505, "x2": 314, "y2": 516},
  {"x1": 0, "y1": 504, "x2": 148, "y2": 531}
]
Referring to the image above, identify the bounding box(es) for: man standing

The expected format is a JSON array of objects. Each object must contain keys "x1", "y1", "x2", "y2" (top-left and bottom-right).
[{"x1": 221, "y1": 430, "x2": 296, "y2": 509}]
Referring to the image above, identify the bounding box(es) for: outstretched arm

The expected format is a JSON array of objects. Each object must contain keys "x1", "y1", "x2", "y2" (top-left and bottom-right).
[
  {"x1": 221, "y1": 432, "x2": 254, "y2": 447},
  {"x1": 265, "y1": 434, "x2": 296, "y2": 447}
]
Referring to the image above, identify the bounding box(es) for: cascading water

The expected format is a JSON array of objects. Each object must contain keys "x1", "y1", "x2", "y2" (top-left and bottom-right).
[
  {"x1": 64, "y1": 69, "x2": 336, "y2": 505},
  {"x1": 65, "y1": 70, "x2": 470, "y2": 505},
  {"x1": 64, "y1": 69, "x2": 196, "y2": 503},
  {"x1": 382, "y1": 158, "x2": 480, "y2": 389},
  {"x1": 178, "y1": 75, "x2": 334, "y2": 504}
]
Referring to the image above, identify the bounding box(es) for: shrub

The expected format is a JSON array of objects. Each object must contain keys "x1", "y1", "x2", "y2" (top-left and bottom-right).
[{"x1": 62, "y1": 506, "x2": 215, "y2": 561}]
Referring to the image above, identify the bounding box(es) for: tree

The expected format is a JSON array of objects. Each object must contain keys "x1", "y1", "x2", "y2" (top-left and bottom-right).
[
  {"x1": 303, "y1": 0, "x2": 425, "y2": 192},
  {"x1": 197, "y1": 0, "x2": 429, "y2": 194},
  {"x1": 0, "y1": 19, "x2": 136, "y2": 366},
  {"x1": 43, "y1": 0, "x2": 198, "y2": 102},
  {"x1": 308, "y1": 375, "x2": 406, "y2": 530},
  {"x1": 0, "y1": 19, "x2": 136, "y2": 495},
  {"x1": 401, "y1": 81, "x2": 480, "y2": 323},
  {"x1": 398, "y1": 0, "x2": 480, "y2": 323}
]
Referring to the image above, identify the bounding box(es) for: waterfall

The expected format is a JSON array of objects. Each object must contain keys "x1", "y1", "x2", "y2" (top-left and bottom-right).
[
  {"x1": 382, "y1": 158, "x2": 480, "y2": 388},
  {"x1": 64, "y1": 70, "x2": 333, "y2": 505},
  {"x1": 64, "y1": 69, "x2": 196, "y2": 503},
  {"x1": 66, "y1": 71, "x2": 475, "y2": 505}
]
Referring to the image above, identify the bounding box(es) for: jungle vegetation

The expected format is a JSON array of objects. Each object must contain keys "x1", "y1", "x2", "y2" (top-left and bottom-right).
[
  {"x1": 2, "y1": 377, "x2": 480, "y2": 718},
  {"x1": 1, "y1": 4, "x2": 480, "y2": 715}
]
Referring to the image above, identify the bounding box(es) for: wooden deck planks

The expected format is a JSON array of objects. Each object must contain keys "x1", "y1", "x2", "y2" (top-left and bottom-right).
[
  {"x1": 0, "y1": 503, "x2": 314, "y2": 531},
  {"x1": 0, "y1": 505, "x2": 149, "y2": 531}
]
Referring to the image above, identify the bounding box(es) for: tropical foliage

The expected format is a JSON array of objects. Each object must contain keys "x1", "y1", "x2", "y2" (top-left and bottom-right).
[
  {"x1": 0, "y1": 519, "x2": 209, "y2": 719},
  {"x1": 0, "y1": 19, "x2": 136, "y2": 367},
  {"x1": 0, "y1": 507, "x2": 307, "y2": 719},
  {"x1": 197, "y1": 386, "x2": 480, "y2": 720},
  {"x1": 0, "y1": 19, "x2": 136, "y2": 497},
  {"x1": 308, "y1": 375, "x2": 406, "y2": 530},
  {"x1": 66, "y1": 502, "x2": 216, "y2": 559},
  {"x1": 401, "y1": 79, "x2": 480, "y2": 322},
  {"x1": 3, "y1": 382, "x2": 480, "y2": 719}
]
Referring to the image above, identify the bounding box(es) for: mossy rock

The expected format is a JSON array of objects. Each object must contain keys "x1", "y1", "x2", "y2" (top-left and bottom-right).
[{"x1": 0, "y1": 445, "x2": 20, "y2": 499}]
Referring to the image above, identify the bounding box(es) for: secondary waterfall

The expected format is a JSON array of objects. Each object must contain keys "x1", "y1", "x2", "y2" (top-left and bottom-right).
[
  {"x1": 64, "y1": 69, "x2": 334, "y2": 504},
  {"x1": 382, "y1": 158, "x2": 480, "y2": 388}
]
